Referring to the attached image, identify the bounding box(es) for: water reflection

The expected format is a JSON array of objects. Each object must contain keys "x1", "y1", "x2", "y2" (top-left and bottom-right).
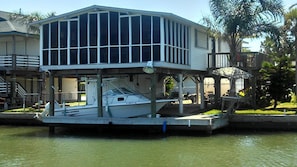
[{"x1": 1, "y1": 126, "x2": 297, "y2": 167}]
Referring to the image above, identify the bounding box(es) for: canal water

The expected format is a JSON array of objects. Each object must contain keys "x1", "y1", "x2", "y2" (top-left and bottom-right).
[{"x1": 1, "y1": 126, "x2": 297, "y2": 167}]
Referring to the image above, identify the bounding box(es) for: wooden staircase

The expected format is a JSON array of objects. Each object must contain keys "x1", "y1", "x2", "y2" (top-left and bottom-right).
[{"x1": 0, "y1": 76, "x2": 28, "y2": 107}]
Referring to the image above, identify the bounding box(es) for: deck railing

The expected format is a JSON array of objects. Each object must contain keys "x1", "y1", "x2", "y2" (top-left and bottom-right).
[
  {"x1": 0, "y1": 77, "x2": 27, "y2": 98},
  {"x1": 0, "y1": 82, "x2": 10, "y2": 94},
  {"x1": 208, "y1": 52, "x2": 267, "y2": 69},
  {"x1": 0, "y1": 54, "x2": 39, "y2": 70}
]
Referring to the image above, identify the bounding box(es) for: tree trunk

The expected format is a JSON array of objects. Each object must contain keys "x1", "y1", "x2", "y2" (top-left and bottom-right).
[
  {"x1": 295, "y1": 30, "x2": 297, "y2": 96},
  {"x1": 228, "y1": 35, "x2": 238, "y2": 96},
  {"x1": 273, "y1": 98, "x2": 278, "y2": 109},
  {"x1": 229, "y1": 78, "x2": 236, "y2": 96}
]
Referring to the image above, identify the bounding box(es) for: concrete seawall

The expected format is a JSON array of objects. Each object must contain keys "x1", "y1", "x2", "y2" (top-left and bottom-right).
[
  {"x1": 2, "y1": 112, "x2": 297, "y2": 132},
  {"x1": 0, "y1": 113, "x2": 44, "y2": 126},
  {"x1": 229, "y1": 115, "x2": 297, "y2": 130}
]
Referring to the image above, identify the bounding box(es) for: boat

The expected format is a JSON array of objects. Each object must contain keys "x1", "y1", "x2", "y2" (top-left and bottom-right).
[{"x1": 38, "y1": 79, "x2": 175, "y2": 119}]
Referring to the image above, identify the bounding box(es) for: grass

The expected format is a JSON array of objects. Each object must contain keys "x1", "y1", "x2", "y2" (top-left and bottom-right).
[
  {"x1": 265, "y1": 102, "x2": 297, "y2": 109},
  {"x1": 4, "y1": 107, "x2": 43, "y2": 113},
  {"x1": 2, "y1": 101, "x2": 87, "y2": 113},
  {"x1": 204, "y1": 102, "x2": 297, "y2": 115},
  {"x1": 3, "y1": 101, "x2": 297, "y2": 115},
  {"x1": 204, "y1": 109, "x2": 296, "y2": 115}
]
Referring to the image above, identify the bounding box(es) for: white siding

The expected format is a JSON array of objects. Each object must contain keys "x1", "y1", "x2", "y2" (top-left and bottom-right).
[{"x1": 189, "y1": 27, "x2": 208, "y2": 71}]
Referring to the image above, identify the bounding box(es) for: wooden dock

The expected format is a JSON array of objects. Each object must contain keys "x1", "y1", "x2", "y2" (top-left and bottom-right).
[{"x1": 41, "y1": 114, "x2": 229, "y2": 133}]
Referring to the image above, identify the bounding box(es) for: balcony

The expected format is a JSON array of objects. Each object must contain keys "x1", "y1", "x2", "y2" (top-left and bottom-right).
[
  {"x1": 208, "y1": 52, "x2": 268, "y2": 70},
  {"x1": 0, "y1": 54, "x2": 39, "y2": 71}
]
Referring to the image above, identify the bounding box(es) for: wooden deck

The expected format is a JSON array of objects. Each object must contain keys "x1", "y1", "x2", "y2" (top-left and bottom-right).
[{"x1": 41, "y1": 113, "x2": 229, "y2": 133}]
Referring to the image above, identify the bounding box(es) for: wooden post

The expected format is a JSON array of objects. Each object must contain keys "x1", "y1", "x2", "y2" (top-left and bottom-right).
[
  {"x1": 11, "y1": 36, "x2": 16, "y2": 106},
  {"x1": 200, "y1": 76, "x2": 205, "y2": 109},
  {"x1": 212, "y1": 37, "x2": 216, "y2": 68},
  {"x1": 49, "y1": 71, "x2": 55, "y2": 116},
  {"x1": 195, "y1": 77, "x2": 199, "y2": 104},
  {"x1": 49, "y1": 126, "x2": 55, "y2": 135},
  {"x1": 178, "y1": 74, "x2": 183, "y2": 114},
  {"x1": 151, "y1": 73, "x2": 157, "y2": 118},
  {"x1": 58, "y1": 76, "x2": 62, "y2": 103},
  {"x1": 214, "y1": 76, "x2": 221, "y2": 107},
  {"x1": 97, "y1": 71, "x2": 103, "y2": 117},
  {"x1": 11, "y1": 74, "x2": 16, "y2": 106}
]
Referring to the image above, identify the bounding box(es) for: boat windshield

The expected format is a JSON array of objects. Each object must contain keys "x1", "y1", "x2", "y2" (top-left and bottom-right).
[{"x1": 104, "y1": 87, "x2": 134, "y2": 95}]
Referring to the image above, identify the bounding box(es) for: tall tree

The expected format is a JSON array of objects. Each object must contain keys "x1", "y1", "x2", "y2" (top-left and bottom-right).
[
  {"x1": 9, "y1": 10, "x2": 56, "y2": 33},
  {"x1": 260, "y1": 26, "x2": 294, "y2": 109},
  {"x1": 285, "y1": 4, "x2": 297, "y2": 95},
  {"x1": 204, "y1": 0, "x2": 284, "y2": 96}
]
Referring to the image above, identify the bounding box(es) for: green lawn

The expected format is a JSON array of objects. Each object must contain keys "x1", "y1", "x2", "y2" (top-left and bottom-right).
[
  {"x1": 4, "y1": 107, "x2": 43, "y2": 113},
  {"x1": 4, "y1": 102, "x2": 297, "y2": 115},
  {"x1": 3, "y1": 101, "x2": 87, "y2": 113},
  {"x1": 204, "y1": 102, "x2": 297, "y2": 115}
]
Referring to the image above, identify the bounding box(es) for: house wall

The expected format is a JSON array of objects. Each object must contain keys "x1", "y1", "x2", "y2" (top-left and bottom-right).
[
  {"x1": 189, "y1": 26, "x2": 208, "y2": 70},
  {"x1": 39, "y1": 7, "x2": 209, "y2": 72},
  {"x1": 0, "y1": 36, "x2": 39, "y2": 55},
  {"x1": 61, "y1": 78, "x2": 78, "y2": 101}
]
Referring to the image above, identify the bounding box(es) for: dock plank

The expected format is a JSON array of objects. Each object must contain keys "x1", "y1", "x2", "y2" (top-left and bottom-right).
[{"x1": 41, "y1": 114, "x2": 229, "y2": 132}]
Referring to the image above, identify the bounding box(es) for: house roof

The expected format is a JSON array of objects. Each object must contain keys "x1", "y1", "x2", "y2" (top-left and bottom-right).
[
  {"x1": 31, "y1": 5, "x2": 207, "y2": 30},
  {"x1": 0, "y1": 11, "x2": 38, "y2": 36}
]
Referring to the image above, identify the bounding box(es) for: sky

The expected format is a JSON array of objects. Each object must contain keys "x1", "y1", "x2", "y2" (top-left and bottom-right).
[{"x1": 1, "y1": 0, "x2": 296, "y2": 51}]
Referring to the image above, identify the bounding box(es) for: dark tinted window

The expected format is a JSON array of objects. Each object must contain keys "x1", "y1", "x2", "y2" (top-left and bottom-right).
[
  {"x1": 51, "y1": 50, "x2": 58, "y2": 65},
  {"x1": 175, "y1": 23, "x2": 179, "y2": 47},
  {"x1": 60, "y1": 22, "x2": 67, "y2": 48},
  {"x1": 100, "y1": 47, "x2": 108, "y2": 63},
  {"x1": 80, "y1": 14, "x2": 88, "y2": 47},
  {"x1": 132, "y1": 16, "x2": 140, "y2": 44},
  {"x1": 89, "y1": 14, "x2": 98, "y2": 46},
  {"x1": 90, "y1": 48, "x2": 97, "y2": 63},
  {"x1": 153, "y1": 17, "x2": 160, "y2": 43},
  {"x1": 100, "y1": 13, "x2": 108, "y2": 46},
  {"x1": 70, "y1": 49, "x2": 78, "y2": 64},
  {"x1": 121, "y1": 47, "x2": 129, "y2": 63},
  {"x1": 60, "y1": 50, "x2": 67, "y2": 65},
  {"x1": 168, "y1": 20, "x2": 171, "y2": 45},
  {"x1": 164, "y1": 20, "x2": 167, "y2": 44},
  {"x1": 70, "y1": 21, "x2": 78, "y2": 47},
  {"x1": 110, "y1": 47, "x2": 119, "y2": 63},
  {"x1": 179, "y1": 24, "x2": 182, "y2": 47},
  {"x1": 110, "y1": 12, "x2": 119, "y2": 45},
  {"x1": 142, "y1": 46, "x2": 151, "y2": 61},
  {"x1": 80, "y1": 48, "x2": 87, "y2": 64},
  {"x1": 43, "y1": 50, "x2": 48, "y2": 65},
  {"x1": 43, "y1": 24, "x2": 49, "y2": 49},
  {"x1": 132, "y1": 46, "x2": 140, "y2": 62},
  {"x1": 153, "y1": 45, "x2": 160, "y2": 61},
  {"x1": 120, "y1": 17, "x2": 129, "y2": 45},
  {"x1": 172, "y1": 21, "x2": 175, "y2": 46},
  {"x1": 142, "y1": 15, "x2": 151, "y2": 44},
  {"x1": 51, "y1": 22, "x2": 58, "y2": 48}
]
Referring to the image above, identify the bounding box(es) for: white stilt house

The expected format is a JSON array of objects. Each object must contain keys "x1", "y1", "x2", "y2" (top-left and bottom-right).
[{"x1": 31, "y1": 5, "x2": 211, "y2": 117}]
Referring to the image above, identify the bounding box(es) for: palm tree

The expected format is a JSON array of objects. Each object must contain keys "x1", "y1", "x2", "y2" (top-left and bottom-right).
[
  {"x1": 285, "y1": 4, "x2": 297, "y2": 95},
  {"x1": 204, "y1": 0, "x2": 284, "y2": 96},
  {"x1": 9, "y1": 11, "x2": 56, "y2": 33}
]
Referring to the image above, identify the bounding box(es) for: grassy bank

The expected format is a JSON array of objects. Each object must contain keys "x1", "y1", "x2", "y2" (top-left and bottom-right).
[{"x1": 205, "y1": 102, "x2": 297, "y2": 115}]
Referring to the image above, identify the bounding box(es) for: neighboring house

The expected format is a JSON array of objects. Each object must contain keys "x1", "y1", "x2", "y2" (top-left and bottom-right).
[
  {"x1": 0, "y1": 11, "x2": 40, "y2": 108},
  {"x1": 32, "y1": 5, "x2": 211, "y2": 107}
]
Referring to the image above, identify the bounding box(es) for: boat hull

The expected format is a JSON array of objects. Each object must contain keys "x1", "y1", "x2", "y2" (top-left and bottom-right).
[{"x1": 43, "y1": 99, "x2": 172, "y2": 118}]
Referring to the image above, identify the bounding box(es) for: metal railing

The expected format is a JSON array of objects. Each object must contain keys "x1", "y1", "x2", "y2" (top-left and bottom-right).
[
  {"x1": 16, "y1": 83, "x2": 26, "y2": 98},
  {"x1": 208, "y1": 52, "x2": 268, "y2": 69},
  {"x1": 0, "y1": 54, "x2": 39, "y2": 69},
  {"x1": 0, "y1": 77, "x2": 27, "y2": 98},
  {"x1": 0, "y1": 82, "x2": 10, "y2": 94}
]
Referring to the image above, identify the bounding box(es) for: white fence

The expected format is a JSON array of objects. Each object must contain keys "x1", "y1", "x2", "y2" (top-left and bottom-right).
[{"x1": 0, "y1": 54, "x2": 39, "y2": 68}]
